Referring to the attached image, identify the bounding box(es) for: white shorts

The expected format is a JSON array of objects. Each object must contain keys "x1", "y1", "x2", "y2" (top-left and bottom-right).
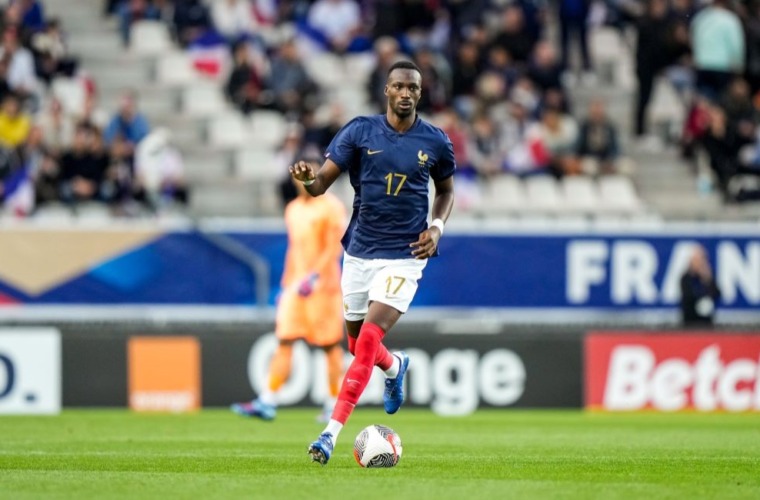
[{"x1": 341, "y1": 252, "x2": 427, "y2": 321}]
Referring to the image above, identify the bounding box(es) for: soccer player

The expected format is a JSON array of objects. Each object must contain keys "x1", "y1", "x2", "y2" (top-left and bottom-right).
[
  {"x1": 231, "y1": 178, "x2": 347, "y2": 422},
  {"x1": 289, "y1": 60, "x2": 456, "y2": 465}
]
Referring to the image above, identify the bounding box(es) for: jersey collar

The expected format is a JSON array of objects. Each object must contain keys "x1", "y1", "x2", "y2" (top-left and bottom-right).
[{"x1": 383, "y1": 113, "x2": 420, "y2": 134}]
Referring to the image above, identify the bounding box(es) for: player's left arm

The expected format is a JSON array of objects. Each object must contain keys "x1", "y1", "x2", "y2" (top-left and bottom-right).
[{"x1": 411, "y1": 175, "x2": 454, "y2": 259}]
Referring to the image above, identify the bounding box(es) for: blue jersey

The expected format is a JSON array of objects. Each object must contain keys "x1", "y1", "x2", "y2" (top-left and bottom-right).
[{"x1": 325, "y1": 114, "x2": 456, "y2": 259}]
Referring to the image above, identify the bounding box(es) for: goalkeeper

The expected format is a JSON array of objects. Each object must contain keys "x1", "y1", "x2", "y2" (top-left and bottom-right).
[{"x1": 232, "y1": 178, "x2": 347, "y2": 423}]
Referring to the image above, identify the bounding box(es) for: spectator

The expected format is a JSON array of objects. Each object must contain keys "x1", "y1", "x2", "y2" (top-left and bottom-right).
[
  {"x1": 33, "y1": 152, "x2": 60, "y2": 208},
  {"x1": 527, "y1": 41, "x2": 564, "y2": 93},
  {"x1": 413, "y1": 45, "x2": 450, "y2": 114},
  {"x1": 305, "y1": 0, "x2": 364, "y2": 54},
  {"x1": 266, "y1": 38, "x2": 318, "y2": 115},
  {"x1": 225, "y1": 40, "x2": 268, "y2": 115},
  {"x1": 680, "y1": 245, "x2": 721, "y2": 326},
  {"x1": 103, "y1": 90, "x2": 150, "y2": 150},
  {"x1": 700, "y1": 104, "x2": 739, "y2": 199},
  {"x1": 529, "y1": 105, "x2": 580, "y2": 177},
  {"x1": 0, "y1": 93, "x2": 30, "y2": 147},
  {"x1": 634, "y1": 0, "x2": 671, "y2": 140},
  {"x1": 134, "y1": 127, "x2": 188, "y2": 209},
  {"x1": 59, "y1": 125, "x2": 109, "y2": 204},
  {"x1": 37, "y1": 97, "x2": 74, "y2": 155},
  {"x1": 17, "y1": 0, "x2": 46, "y2": 33},
  {"x1": 0, "y1": 26, "x2": 40, "y2": 104},
  {"x1": 691, "y1": 0, "x2": 745, "y2": 99},
  {"x1": 211, "y1": 0, "x2": 255, "y2": 42},
  {"x1": 31, "y1": 18, "x2": 79, "y2": 85},
  {"x1": 467, "y1": 112, "x2": 506, "y2": 178},
  {"x1": 558, "y1": 0, "x2": 592, "y2": 78},
  {"x1": 117, "y1": 0, "x2": 160, "y2": 48},
  {"x1": 489, "y1": 5, "x2": 535, "y2": 64},
  {"x1": 451, "y1": 41, "x2": 483, "y2": 103},
  {"x1": 101, "y1": 134, "x2": 135, "y2": 210},
  {"x1": 173, "y1": 0, "x2": 213, "y2": 47},
  {"x1": 576, "y1": 99, "x2": 620, "y2": 175},
  {"x1": 366, "y1": 36, "x2": 402, "y2": 111}
]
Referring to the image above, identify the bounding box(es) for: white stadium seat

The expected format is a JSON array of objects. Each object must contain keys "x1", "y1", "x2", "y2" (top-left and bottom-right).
[
  {"x1": 562, "y1": 176, "x2": 600, "y2": 214},
  {"x1": 130, "y1": 21, "x2": 172, "y2": 56},
  {"x1": 303, "y1": 51, "x2": 345, "y2": 88},
  {"x1": 524, "y1": 175, "x2": 562, "y2": 214},
  {"x1": 51, "y1": 77, "x2": 86, "y2": 116},
  {"x1": 249, "y1": 110, "x2": 288, "y2": 148},
  {"x1": 598, "y1": 175, "x2": 644, "y2": 214},
  {"x1": 235, "y1": 148, "x2": 282, "y2": 181},
  {"x1": 477, "y1": 175, "x2": 526, "y2": 215},
  {"x1": 182, "y1": 85, "x2": 227, "y2": 116},
  {"x1": 157, "y1": 52, "x2": 197, "y2": 86},
  {"x1": 208, "y1": 112, "x2": 248, "y2": 148}
]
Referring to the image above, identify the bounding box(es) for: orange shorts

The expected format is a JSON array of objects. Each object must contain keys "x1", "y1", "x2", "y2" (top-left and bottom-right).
[{"x1": 275, "y1": 289, "x2": 344, "y2": 347}]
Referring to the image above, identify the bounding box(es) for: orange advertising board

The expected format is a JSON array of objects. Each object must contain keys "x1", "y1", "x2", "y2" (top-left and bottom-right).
[{"x1": 128, "y1": 336, "x2": 200, "y2": 412}]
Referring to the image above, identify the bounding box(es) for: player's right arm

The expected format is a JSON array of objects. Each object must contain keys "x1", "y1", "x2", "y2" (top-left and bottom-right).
[{"x1": 289, "y1": 158, "x2": 342, "y2": 197}]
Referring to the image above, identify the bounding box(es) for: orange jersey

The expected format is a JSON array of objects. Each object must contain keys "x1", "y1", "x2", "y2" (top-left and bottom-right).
[{"x1": 281, "y1": 192, "x2": 346, "y2": 294}]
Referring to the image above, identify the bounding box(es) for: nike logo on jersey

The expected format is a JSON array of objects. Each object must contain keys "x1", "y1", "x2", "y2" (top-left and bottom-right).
[{"x1": 367, "y1": 149, "x2": 383, "y2": 155}]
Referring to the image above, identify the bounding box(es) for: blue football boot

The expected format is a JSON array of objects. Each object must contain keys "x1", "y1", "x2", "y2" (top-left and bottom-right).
[
  {"x1": 307, "y1": 432, "x2": 334, "y2": 465},
  {"x1": 383, "y1": 351, "x2": 410, "y2": 414},
  {"x1": 230, "y1": 399, "x2": 276, "y2": 421}
]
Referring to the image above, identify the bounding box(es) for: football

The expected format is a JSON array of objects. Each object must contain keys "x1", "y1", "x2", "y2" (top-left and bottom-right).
[{"x1": 353, "y1": 424, "x2": 403, "y2": 468}]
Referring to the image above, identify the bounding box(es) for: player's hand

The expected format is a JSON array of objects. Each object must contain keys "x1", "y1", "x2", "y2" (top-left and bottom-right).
[
  {"x1": 288, "y1": 161, "x2": 316, "y2": 183},
  {"x1": 410, "y1": 227, "x2": 440, "y2": 260},
  {"x1": 297, "y1": 273, "x2": 319, "y2": 297}
]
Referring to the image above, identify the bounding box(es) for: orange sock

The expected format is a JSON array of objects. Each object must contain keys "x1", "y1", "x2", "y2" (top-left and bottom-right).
[
  {"x1": 267, "y1": 343, "x2": 293, "y2": 392},
  {"x1": 325, "y1": 344, "x2": 344, "y2": 398}
]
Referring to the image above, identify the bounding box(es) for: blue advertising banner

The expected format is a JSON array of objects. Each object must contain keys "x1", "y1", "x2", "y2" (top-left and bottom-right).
[{"x1": 0, "y1": 226, "x2": 757, "y2": 311}]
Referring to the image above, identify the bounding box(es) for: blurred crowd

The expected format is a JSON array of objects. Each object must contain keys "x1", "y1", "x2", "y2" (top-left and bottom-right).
[
  {"x1": 111, "y1": 0, "x2": 635, "y2": 210},
  {"x1": 0, "y1": 0, "x2": 189, "y2": 218},
  {"x1": 6, "y1": 0, "x2": 760, "y2": 218}
]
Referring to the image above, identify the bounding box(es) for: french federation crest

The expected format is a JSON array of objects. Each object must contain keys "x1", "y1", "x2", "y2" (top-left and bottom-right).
[{"x1": 417, "y1": 150, "x2": 429, "y2": 167}]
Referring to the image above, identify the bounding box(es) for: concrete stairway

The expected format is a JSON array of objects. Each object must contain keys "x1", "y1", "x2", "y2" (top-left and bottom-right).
[{"x1": 46, "y1": 0, "x2": 275, "y2": 218}]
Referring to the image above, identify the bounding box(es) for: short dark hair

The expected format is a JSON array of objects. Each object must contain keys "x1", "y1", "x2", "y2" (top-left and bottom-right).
[{"x1": 387, "y1": 60, "x2": 422, "y2": 79}]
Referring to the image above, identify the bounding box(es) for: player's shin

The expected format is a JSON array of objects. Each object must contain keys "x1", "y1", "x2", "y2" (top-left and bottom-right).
[
  {"x1": 328, "y1": 323, "x2": 385, "y2": 435},
  {"x1": 261, "y1": 344, "x2": 293, "y2": 406}
]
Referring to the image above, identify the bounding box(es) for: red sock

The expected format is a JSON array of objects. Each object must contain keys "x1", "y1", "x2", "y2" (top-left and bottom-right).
[
  {"x1": 375, "y1": 342, "x2": 394, "y2": 371},
  {"x1": 348, "y1": 331, "x2": 392, "y2": 370},
  {"x1": 332, "y1": 322, "x2": 384, "y2": 424}
]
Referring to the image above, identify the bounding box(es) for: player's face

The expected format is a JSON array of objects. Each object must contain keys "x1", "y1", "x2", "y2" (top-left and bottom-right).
[{"x1": 385, "y1": 69, "x2": 422, "y2": 118}]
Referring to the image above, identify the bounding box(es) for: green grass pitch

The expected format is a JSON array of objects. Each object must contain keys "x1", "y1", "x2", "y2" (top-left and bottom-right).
[{"x1": 1, "y1": 409, "x2": 759, "y2": 499}]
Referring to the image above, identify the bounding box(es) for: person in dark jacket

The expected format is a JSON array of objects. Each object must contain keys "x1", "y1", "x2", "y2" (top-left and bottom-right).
[{"x1": 680, "y1": 245, "x2": 721, "y2": 326}]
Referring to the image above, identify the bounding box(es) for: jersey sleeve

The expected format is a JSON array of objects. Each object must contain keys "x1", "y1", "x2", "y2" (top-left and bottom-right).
[
  {"x1": 431, "y1": 131, "x2": 456, "y2": 181},
  {"x1": 324, "y1": 118, "x2": 361, "y2": 172}
]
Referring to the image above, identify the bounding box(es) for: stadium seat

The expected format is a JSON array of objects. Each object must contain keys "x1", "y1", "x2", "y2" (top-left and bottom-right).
[
  {"x1": 649, "y1": 78, "x2": 686, "y2": 142},
  {"x1": 303, "y1": 52, "x2": 345, "y2": 88},
  {"x1": 589, "y1": 27, "x2": 627, "y2": 85},
  {"x1": 248, "y1": 110, "x2": 288, "y2": 148},
  {"x1": 343, "y1": 53, "x2": 375, "y2": 86},
  {"x1": 477, "y1": 175, "x2": 526, "y2": 215},
  {"x1": 597, "y1": 175, "x2": 644, "y2": 214},
  {"x1": 130, "y1": 21, "x2": 172, "y2": 56},
  {"x1": 182, "y1": 85, "x2": 227, "y2": 116},
  {"x1": 156, "y1": 52, "x2": 197, "y2": 87},
  {"x1": 524, "y1": 175, "x2": 562, "y2": 214},
  {"x1": 51, "y1": 77, "x2": 86, "y2": 116},
  {"x1": 208, "y1": 112, "x2": 249, "y2": 148},
  {"x1": 562, "y1": 176, "x2": 600, "y2": 215},
  {"x1": 234, "y1": 148, "x2": 282, "y2": 181}
]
